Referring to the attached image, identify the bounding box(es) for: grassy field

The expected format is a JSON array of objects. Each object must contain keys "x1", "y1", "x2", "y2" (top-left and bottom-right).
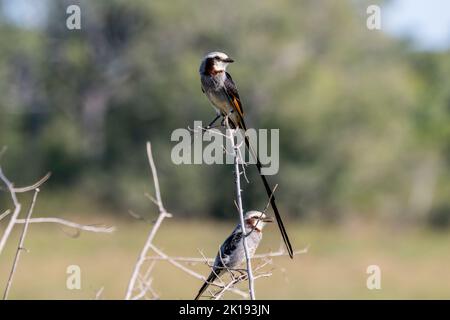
[{"x1": 1, "y1": 214, "x2": 450, "y2": 299}]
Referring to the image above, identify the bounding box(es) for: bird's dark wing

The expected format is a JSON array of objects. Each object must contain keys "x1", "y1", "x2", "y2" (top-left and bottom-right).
[
  {"x1": 219, "y1": 227, "x2": 243, "y2": 265},
  {"x1": 224, "y1": 72, "x2": 244, "y2": 120},
  {"x1": 195, "y1": 228, "x2": 242, "y2": 300}
]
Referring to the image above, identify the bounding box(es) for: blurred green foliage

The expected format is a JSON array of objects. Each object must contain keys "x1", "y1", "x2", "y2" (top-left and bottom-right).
[{"x1": 0, "y1": 0, "x2": 449, "y2": 225}]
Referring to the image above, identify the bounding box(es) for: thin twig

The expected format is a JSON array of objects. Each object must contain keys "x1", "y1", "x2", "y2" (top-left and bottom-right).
[
  {"x1": 12, "y1": 172, "x2": 51, "y2": 193},
  {"x1": 1, "y1": 156, "x2": 114, "y2": 299},
  {"x1": 14, "y1": 218, "x2": 115, "y2": 233},
  {"x1": 0, "y1": 209, "x2": 11, "y2": 222},
  {"x1": 145, "y1": 255, "x2": 214, "y2": 263},
  {"x1": 146, "y1": 142, "x2": 167, "y2": 215},
  {"x1": 253, "y1": 247, "x2": 308, "y2": 259},
  {"x1": 3, "y1": 188, "x2": 39, "y2": 299},
  {"x1": 214, "y1": 274, "x2": 245, "y2": 300},
  {"x1": 132, "y1": 260, "x2": 157, "y2": 300},
  {"x1": 143, "y1": 245, "x2": 308, "y2": 264},
  {"x1": 94, "y1": 287, "x2": 105, "y2": 300},
  {"x1": 149, "y1": 244, "x2": 248, "y2": 298},
  {"x1": 150, "y1": 244, "x2": 207, "y2": 281},
  {"x1": 124, "y1": 142, "x2": 171, "y2": 300},
  {"x1": 0, "y1": 167, "x2": 22, "y2": 256},
  {"x1": 135, "y1": 275, "x2": 154, "y2": 300}
]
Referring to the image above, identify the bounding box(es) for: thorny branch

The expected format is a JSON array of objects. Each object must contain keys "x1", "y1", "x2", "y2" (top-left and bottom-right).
[{"x1": 225, "y1": 117, "x2": 256, "y2": 300}]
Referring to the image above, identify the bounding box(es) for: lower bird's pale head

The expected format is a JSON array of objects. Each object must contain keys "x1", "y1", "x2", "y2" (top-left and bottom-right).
[
  {"x1": 199, "y1": 51, "x2": 234, "y2": 75},
  {"x1": 244, "y1": 210, "x2": 273, "y2": 232}
]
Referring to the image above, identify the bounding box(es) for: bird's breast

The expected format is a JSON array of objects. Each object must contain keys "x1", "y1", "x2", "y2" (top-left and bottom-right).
[
  {"x1": 201, "y1": 75, "x2": 231, "y2": 114},
  {"x1": 207, "y1": 91, "x2": 229, "y2": 112}
]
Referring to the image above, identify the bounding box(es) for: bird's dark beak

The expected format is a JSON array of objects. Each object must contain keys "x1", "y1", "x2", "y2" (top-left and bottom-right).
[
  {"x1": 223, "y1": 57, "x2": 234, "y2": 63},
  {"x1": 262, "y1": 217, "x2": 274, "y2": 223}
]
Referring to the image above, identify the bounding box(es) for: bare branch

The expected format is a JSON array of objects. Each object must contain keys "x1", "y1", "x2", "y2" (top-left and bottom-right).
[
  {"x1": 3, "y1": 188, "x2": 39, "y2": 299},
  {"x1": 143, "y1": 245, "x2": 308, "y2": 264},
  {"x1": 0, "y1": 209, "x2": 11, "y2": 222},
  {"x1": 1, "y1": 152, "x2": 115, "y2": 299},
  {"x1": 133, "y1": 277, "x2": 155, "y2": 300},
  {"x1": 150, "y1": 244, "x2": 207, "y2": 281},
  {"x1": 146, "y1": 142, "x2": 167, "y2": 215},
  {"x1": 226, "y1": 117, "x2": 256, "y2": 300},
  {"x1": 133, "y1": 260, "x2": 158, "y2": 300},
  {"x1": 214, "y1": 275, "x2": 245, "y2": 300},
  {"x1": 94, "y1": 287, "x2": 104, "y2": 300},
  {"x1": 133, "y1": 261, "x2": 157, "y2": 300},
  {"x1": 253, "y1": 247, "x2": 309, "y2": 259},
  {"x1": 0, "y1": 167, "x2": 22, "y2": 256},
  {"x1": 12, "y1": 172, "x2": 51, "y2": 193},
  {"x1": 149, "y1": 244, "x2": 248, "y2": 298},
  {"x1": 145, "y1": 255, "x2": 214, "y2": 264},
  {"x1": 14, "y1": 218, "x2": 115, "y2": 233},
  {"x1": 124, "y1": 142, "x2": 171, "y2": 300}
]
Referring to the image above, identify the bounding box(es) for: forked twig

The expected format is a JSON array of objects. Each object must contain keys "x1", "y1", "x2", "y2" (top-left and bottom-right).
[{"x1": 124, "y1": 142, "x2": 172, "y2": 300}]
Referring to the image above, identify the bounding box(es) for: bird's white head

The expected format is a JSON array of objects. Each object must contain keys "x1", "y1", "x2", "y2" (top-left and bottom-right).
[
  {"x1": 199, "y1": 51, "x2": 234, "y2": 75},
  {"x1": 244, "y1": 210, "x2": 273, "y2": 232}
]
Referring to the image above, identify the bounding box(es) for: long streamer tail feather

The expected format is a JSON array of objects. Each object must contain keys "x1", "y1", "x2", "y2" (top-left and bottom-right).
[
  {"x1": 236, "y1": 117, "x2": 294, "y2": 259},
  {"x1": 195, "y1": 271, "x2": 218, "y2": 300}
]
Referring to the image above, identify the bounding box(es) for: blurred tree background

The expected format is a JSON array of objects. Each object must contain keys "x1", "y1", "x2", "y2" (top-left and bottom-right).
[{"x1": 1, "y1": 0, "x2": 449, "y2": 227}]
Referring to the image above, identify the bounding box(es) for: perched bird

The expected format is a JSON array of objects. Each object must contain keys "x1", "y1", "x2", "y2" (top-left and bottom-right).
[
  {"x1": 199, "y1": 51, "x2": 294, "y2": 258},
  {"x1": 195, "y1": 211, "x2": 273, "y2": 300}
]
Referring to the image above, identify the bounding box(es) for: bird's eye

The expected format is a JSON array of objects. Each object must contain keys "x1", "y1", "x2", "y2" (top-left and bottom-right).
[{"x1": 214, "y1": 56, "x2": 220, "y2": 60}]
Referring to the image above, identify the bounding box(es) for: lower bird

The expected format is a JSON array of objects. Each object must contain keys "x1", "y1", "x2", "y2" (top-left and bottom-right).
[{"x1": 194, "y1": 211, "x2": 273, "y2": 300}]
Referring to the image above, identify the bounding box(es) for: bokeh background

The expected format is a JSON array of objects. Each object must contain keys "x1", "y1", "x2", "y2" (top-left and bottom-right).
[{"x1": 1, "y1": 0, "x2": 450, "y2": 299}]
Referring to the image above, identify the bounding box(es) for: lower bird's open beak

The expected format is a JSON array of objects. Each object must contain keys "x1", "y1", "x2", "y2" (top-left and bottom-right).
[
  {"x1": 223, "y1": 58, "x2": 234, "y2": 63},
  {"x1": 262, "y1": 217, "x2": 274, "y2": 223}
]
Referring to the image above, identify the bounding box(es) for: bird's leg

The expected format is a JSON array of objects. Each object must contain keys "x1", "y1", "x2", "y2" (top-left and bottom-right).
[
  {"x1": 192, "y1": 114, "x2": 221, "y2": 147},
  {"x1": 205, "y1": 114, "x2": 221, "y2": 130}
]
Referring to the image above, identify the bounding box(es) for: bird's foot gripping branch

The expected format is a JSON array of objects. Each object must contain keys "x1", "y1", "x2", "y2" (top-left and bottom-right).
[{"x1": 170, "y1": 121, "x2": 280, "y2": 175}]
